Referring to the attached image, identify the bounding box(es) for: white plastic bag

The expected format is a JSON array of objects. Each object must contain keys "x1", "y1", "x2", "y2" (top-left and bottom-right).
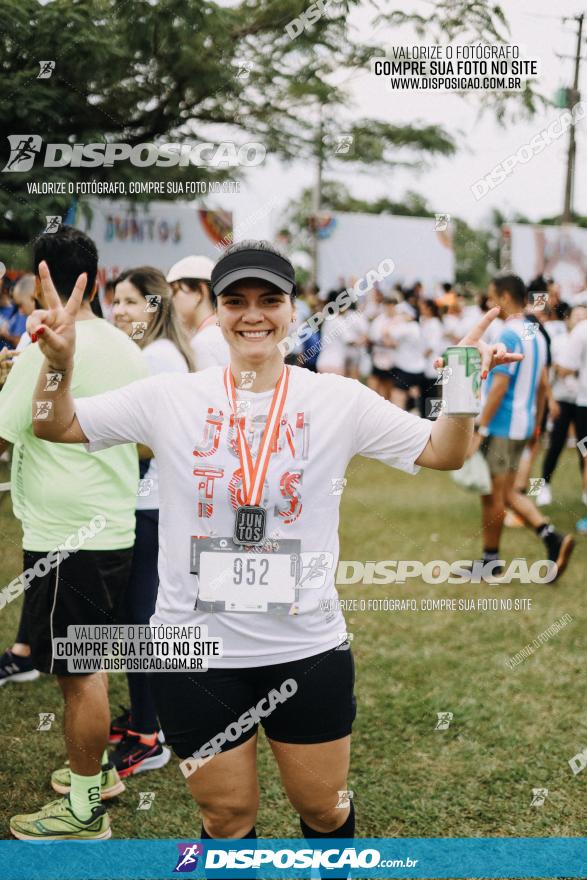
[{"x1": 450, "y1": 450, "x2": 491, "y2": 495}]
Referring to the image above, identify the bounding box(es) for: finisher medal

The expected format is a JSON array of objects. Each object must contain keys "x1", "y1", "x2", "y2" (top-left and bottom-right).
[
  {"x1": 234, "y1": 505, "x2": 266, "y2": 545},
  {"x1": 224, "y1": 365, "x2": 290, "y2": 546}
]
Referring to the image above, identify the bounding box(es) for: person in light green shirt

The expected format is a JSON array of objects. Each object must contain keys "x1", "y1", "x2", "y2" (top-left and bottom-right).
[
  {"x1": 0, "y1": 317, "x2": 146, "y2": 551},
  {"x1": 0, "y1": 226, "x2": 147, "y2": 842}
]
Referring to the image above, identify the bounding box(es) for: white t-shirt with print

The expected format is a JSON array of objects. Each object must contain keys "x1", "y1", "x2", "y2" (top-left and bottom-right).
[{"x1": 75, "y1": 366, "x2": 432, "y2": 668}]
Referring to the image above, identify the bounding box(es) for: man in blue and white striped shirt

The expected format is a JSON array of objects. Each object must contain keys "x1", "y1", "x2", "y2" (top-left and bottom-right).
[{"x1": 473, "y1": 274, "x2": 574, "y2": 581}]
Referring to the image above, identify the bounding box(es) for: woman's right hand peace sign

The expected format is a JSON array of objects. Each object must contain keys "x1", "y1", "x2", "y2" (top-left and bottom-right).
[{"x1": 26, "y1": 261, "x2": 87, "y2": 371}]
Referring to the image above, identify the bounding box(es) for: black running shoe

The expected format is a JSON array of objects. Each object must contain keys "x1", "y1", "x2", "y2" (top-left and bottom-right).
[
  {"x1": 109, "y1": 706, "x2": 165, "y2": 745},
  {"x1": 108, "y1": 706, "x2": 131, "y2": 744},
  {"x1": 109, "y1": 732, "x2": 171, "y2": 778},
  {"x1": 0, "y1": 650, "x2": 40, "y2": 686}
]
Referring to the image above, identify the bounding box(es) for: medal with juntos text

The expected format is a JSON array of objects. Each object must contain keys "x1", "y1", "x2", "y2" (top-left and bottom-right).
[{"x1": 223, "y1": 365, "x2": 290, "y2": 545}]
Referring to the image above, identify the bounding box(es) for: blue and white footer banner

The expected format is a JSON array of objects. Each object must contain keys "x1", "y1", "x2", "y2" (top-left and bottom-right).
[{"x1": 1, "y1": 837, "x2": 586, "y2": 878}]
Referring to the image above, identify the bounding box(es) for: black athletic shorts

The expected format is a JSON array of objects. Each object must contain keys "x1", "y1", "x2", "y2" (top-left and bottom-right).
[
  {"x1": 389, "y1": 368, "x2": 424, "y2": 391},
  {"x1": 149, "y1": 643, "x2": 356, "y2": 760},
  {"x1": 575, "y1": 405, "x2": 587, "y2": 448},
  {"x1": 22, "y1": 548, "x2": 133, "y2": 676},
  {"x1": 371, "y1": 366, "x2": 393, "y2": 381}
]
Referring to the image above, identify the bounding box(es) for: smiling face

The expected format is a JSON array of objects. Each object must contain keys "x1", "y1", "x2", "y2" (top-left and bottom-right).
[
  {"x1": 216, "y1": 281, "x2": 295, "y2": 365},
  {"x1": 113, "y1": 279, "x2": 153, "y2": 335}
]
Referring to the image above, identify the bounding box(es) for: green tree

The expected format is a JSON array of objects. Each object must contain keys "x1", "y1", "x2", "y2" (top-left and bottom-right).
[{"x1": 0, "y1": 0, "x2": 542, "y2": 259}]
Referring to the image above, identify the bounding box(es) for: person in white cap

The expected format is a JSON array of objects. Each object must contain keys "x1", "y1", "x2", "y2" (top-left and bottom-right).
[{"x1": 166, "y1": 255, "x2": 229, "y2": 369}]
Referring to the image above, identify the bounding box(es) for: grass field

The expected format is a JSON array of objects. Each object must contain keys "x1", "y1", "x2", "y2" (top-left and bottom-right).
[{"x1": 0, "y1": 447, "x2": 585, "y2": 858}]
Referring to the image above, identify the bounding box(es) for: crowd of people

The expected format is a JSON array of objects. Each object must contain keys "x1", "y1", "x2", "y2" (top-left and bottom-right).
[
  {"x1": 0, "y1": 227, "x2": 583, "y2": 848},
  {"x1": 285, "y1": 271, "x2": 587, "y2": 540}
]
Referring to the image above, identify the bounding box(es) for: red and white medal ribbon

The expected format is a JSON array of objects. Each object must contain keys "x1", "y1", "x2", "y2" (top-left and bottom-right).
[{"x1": 223, "y1": 366, "x2": 290, "y2": 506}]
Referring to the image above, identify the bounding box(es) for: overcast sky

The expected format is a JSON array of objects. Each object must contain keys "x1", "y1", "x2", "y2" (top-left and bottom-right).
[{"x1": 217, "y1": 0, "x2": 586, "y2": 239}]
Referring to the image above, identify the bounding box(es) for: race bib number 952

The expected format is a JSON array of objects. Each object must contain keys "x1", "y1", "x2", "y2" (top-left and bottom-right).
[{"x1": 191, "y1": 537, "x2": 301, "y2": 614}]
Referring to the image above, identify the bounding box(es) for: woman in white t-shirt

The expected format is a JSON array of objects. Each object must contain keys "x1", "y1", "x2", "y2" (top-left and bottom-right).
[
  {"x1": 106, "y1": 267, "x2": 194, "y2": 779},
  {"x1": 368, "y1": 296, "x2": 398, "y2": 399},
  {"x1": 316, "y1": 293, "x2": 369, "y2": 378},
  {"x1": 28, "y1": 241, "x2": 519, "y2": 848},
  {"x1": 385, "y1": 314, "x2": 426, "y2": 410}
]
